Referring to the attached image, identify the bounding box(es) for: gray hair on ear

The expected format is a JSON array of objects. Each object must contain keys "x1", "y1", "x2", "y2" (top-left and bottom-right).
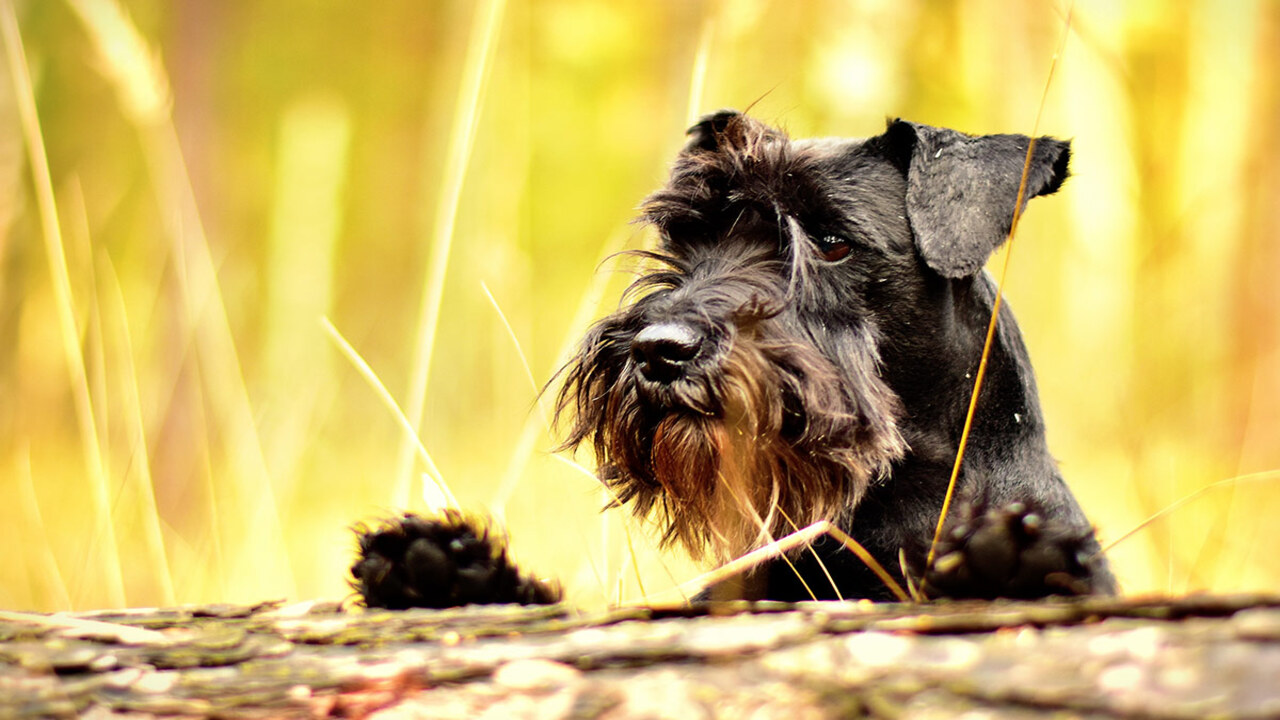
[{"x1": 882, "y1": 120, "x2": 1070, "y2": 278}]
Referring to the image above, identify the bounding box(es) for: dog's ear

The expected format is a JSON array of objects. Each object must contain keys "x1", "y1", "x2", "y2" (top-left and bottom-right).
[{"x1": 880, "y1": 119, "x2": 1070, "y2": 278}]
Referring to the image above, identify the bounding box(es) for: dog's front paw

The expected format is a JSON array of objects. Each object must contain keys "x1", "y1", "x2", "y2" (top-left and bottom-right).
[
  {"x1": 350, "y1": 511, "x2": 561, "y2": 609},
  {"x1": 923, "y1": 502, "x2": 1104, "y2": 600}
]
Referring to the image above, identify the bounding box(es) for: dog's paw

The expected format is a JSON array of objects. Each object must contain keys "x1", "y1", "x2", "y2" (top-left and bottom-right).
[
  {"x1": 350, "y1": 511, "x2": 561, "y2": 609},
  {"x1": 922, "y1": 502, "x2": 1104, "y2": 600}
]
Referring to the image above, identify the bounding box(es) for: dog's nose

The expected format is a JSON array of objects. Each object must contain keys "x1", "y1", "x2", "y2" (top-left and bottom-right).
[{"x1": 631, "y1": 323, "x2": 703, "y2": 382}]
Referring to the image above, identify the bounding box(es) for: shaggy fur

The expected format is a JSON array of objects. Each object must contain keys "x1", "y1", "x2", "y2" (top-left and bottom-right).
[
  {"x1": 553, "y1": 110, "x2": 1114, "y2": 600},
  {"x1": 556, "y1": 216, "x2": 906, "y2": 563},
  {"x1": 351, "y1": 512, "x2": 560, "y2": 609},
  {"x1": 352, "y1": 110, "x2": 1117, "y2": 607}
]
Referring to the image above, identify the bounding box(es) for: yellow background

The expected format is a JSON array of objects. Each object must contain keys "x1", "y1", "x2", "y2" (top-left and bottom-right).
[{"x1": 1, "y1": 0, "x2": 1276, "y2": 610}]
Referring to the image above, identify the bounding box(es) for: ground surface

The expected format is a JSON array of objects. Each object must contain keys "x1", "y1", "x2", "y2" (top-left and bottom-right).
[{"x1": 2, "y1": 594, "x2": 1279, "y2": 719}]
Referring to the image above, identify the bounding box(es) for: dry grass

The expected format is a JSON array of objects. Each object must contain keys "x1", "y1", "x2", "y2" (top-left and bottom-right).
[
  {"x1": 928, "y1": 2, "x2": 1075, "y2": 571},
  {"x1": 0, "y1": 0, "x2": 1276, "y2": 611},
  {"x1": 3, "y1": 0, "x2": 125, "y2": 607}
]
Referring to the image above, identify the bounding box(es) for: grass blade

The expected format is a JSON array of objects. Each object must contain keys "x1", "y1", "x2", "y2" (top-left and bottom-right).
[
  {"x1": 99, "y1": 253, "x2": 177, "y2": 606},
  {"x1": 321, "y1": 316, "x2": 456, "y2": 510},
  {"x1": 394, "y1": 0, "x2": 508, "y2": 506},
  {"x1": 66, "y1": 0, "x2": 296, "y2": 603},
  {"x1": 2, "y1": 0, "x2": 126, "y2": 608},
  {"x1": 15, "y1": 443, "x2": 72, "y2": 610},
  {"x1": 926, "y1": 2, "x2": 1075, "y2": 574}
]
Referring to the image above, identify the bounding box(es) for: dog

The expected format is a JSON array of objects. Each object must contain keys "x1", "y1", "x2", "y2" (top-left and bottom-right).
[{"x1": 351, "y1": 110, "x2": 1117, "y2": 608}]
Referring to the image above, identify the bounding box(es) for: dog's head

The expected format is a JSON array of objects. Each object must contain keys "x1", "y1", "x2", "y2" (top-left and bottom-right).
[{"x1": 555, "y1": 110, "x2": 1071, "y2": 562}]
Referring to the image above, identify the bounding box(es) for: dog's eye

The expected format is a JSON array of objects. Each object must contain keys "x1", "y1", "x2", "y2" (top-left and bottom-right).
[{"x1": 812, "y1": 235, "x2": 852, "y2": 262}]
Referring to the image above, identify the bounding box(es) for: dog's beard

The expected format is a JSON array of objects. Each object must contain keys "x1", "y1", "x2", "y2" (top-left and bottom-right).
[{"x1": 559, "y1": 322, "x2": 906, "y2": 564}]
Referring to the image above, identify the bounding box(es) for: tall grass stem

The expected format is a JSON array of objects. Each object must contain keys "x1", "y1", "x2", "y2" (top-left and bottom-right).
[
  {"x1": 395, "y1": 0, "x2": 508, "y2": 507},
  {"x1": 2, "y1": 0, "x2": 126, "y2": 608}
]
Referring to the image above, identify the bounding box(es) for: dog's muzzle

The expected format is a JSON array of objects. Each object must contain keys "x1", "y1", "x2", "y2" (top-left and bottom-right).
[{"x1": 630, "y1": 322, "x2": 704, "y2": 383}]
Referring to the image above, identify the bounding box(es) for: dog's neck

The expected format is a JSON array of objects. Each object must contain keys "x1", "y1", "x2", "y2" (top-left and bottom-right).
[{"x1": 879, "y1": 269, "x2": 1048, "y2": 465}]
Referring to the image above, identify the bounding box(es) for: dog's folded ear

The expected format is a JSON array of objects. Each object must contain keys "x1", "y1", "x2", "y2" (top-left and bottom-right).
[{"x1": 881, "y1": 119, "x2": 1071, "y2": 278}]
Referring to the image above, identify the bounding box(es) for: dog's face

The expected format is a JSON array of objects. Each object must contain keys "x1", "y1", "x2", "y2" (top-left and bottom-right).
[{"x1": 556, "y1": 111, "x2": 1071, "y2": 563}]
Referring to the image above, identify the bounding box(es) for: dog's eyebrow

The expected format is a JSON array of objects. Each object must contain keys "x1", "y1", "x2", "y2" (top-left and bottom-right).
[{"x1": 781, "y1": 213, "x2": 812, "y2": 297}]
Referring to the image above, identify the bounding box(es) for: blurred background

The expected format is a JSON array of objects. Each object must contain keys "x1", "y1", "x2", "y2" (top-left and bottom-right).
[{"x1": 0, "y1": 0, "x2": 1276, "y2": 611}]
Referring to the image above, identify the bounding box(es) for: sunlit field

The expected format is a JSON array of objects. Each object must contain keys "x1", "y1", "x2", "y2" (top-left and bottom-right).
[{"x1": 1, "y1": 0, "x2": 1276, "y2": 611}]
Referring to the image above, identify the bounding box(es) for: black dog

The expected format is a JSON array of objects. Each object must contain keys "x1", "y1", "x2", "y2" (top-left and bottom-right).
[{"x1": 352, "y1": 111, "x2": 1117, "y2": 608}]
